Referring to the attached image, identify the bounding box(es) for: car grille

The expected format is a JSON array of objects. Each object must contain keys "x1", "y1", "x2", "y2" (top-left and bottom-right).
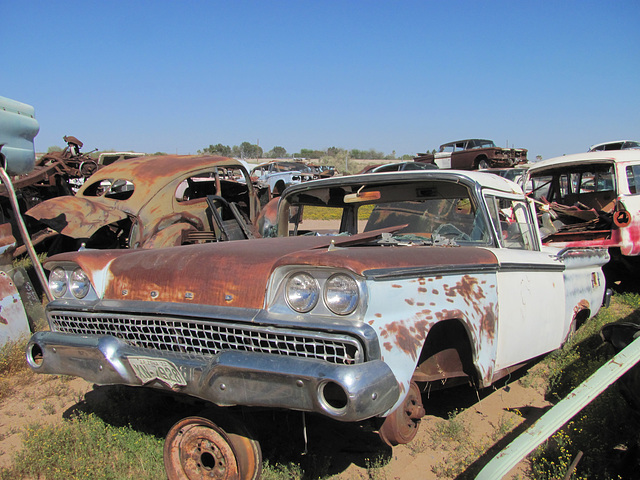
[{"x1": 49, "y1": 312, "x2": 363, "y2": 365}]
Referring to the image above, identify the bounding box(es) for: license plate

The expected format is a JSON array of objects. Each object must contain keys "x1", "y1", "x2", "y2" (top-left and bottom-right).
[{"x1": 128, "y1": 356, "x2": 187, "y2": 388}]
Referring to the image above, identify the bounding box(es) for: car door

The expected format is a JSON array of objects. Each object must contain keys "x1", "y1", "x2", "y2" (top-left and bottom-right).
[{"x1": 484, "y1": 192, "x2": 568, "y2": 372}]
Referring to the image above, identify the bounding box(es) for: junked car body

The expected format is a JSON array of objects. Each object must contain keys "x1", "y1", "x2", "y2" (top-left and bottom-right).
[
  {"x1": 525, "y1": 150, "x2": 640, "y2": 285},
  {"x1": 25, "y1": 155, "x2": 265, "y2": 254},
  {"x1": 415, "y1": 139, "x2": 528, "y2": 170},
  {"x1": 26, "y1": 170, "x2": 607, "y2": 449},
  {"x1": 251, "y1": 160, "x2": 316, "y2": 195}
]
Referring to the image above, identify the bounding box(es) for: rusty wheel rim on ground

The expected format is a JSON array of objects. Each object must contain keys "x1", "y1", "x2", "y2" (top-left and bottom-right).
[
  {"x1": 164, "y1": 416, "x2": 240, "y2": 480},
  {"x1": 200, "y1": 409, "x2": 262, "y2": 480},
  {"x1": 378, "y1": 381, "x2": 425, "y2": 446}
]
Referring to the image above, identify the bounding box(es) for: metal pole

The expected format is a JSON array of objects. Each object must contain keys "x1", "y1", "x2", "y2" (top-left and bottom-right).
[
  {"x1": 0, "y1": 167, "x2": 52, "y2": 301},
  {"x1": 476, "y1": 335, "x2": 640, "y2": 479}
]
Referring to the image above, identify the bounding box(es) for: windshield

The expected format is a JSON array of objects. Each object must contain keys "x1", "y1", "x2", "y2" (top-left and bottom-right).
[{"x1": 279, "y1": 181, "x2": 492, "y2": 246}]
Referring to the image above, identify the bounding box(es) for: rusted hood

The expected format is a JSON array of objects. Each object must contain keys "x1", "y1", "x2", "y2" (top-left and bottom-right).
[
  {"x1": 26, "y1": 196, "x2": 129, "y2": 238},
  {"x1": 50, "y1": 231, "x2": 499, "y2": 310}
]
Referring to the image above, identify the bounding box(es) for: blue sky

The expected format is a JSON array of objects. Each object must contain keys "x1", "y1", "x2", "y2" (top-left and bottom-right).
[{"x1": 3, "y1": 1, "x2": 639, "y2": 160}]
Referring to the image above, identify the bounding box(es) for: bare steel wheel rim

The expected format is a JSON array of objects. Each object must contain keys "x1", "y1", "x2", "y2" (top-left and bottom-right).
[
  {"x1": 164, "y1": 416, "x2": 240, "y2": 480},
  {"x1": 378, "y1": 381, "x2": 425, "y2": 446}
]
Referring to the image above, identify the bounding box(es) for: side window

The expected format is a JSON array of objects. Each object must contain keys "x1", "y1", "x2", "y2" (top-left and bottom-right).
[
  {"x1": 627, "y1": 165, "x2": 640, "y2": 194},
  {"x1": 176, "y1": 171, "x2": 218, "y2": 202},
  {"x1": 486, "y1": 195, "x2": 537, "y2": 250}
]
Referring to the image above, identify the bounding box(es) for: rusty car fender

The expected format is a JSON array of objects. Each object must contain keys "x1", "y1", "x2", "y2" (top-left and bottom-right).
[
  {"x1": 26, "y1": 196, "x2": 129, "y2": 238},
  {"x1": 364, "y1": 271, "x2": 499, "y2": 415}
]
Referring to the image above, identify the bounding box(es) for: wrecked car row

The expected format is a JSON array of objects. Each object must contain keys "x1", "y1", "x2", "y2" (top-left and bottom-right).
[{"x1": 26, "y1": 169, "x2": 609, "y2": 477}]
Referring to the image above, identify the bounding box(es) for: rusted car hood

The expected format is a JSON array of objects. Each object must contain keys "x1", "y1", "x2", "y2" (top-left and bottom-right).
[
  {"x1": 26, "y1": 196, "x2": 129, "y2": 238},
  {"x1": 50, "y1": 232, "x2": 499, "y2": 310}
]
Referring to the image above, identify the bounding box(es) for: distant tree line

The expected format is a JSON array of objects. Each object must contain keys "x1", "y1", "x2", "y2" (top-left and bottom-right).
[{"x1": 198, "y1": 142, "x2": 413, "y2": 161}]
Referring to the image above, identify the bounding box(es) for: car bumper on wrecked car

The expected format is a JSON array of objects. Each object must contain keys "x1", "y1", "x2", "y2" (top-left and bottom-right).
[{"x1": 28, "y1": 297, "x2": 399, "y2": 423}]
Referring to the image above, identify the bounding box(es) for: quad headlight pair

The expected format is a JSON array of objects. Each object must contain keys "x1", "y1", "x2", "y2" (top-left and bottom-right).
[
  {"x1": 49, "y1": 267, "x2": 91, "y2": 299},
  {"x1": 285, "y1": 272, "x2": 359, "y2": 315}
]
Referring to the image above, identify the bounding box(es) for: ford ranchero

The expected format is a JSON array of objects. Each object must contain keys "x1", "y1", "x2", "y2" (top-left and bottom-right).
[{"x1": 26, "y1": 170, "x2": 608, "y2": 478}]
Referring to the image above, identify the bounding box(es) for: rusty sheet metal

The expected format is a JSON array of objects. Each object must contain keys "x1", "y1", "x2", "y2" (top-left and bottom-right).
[
  {"x1": 75, "y1": 155, "x2": 243, "y2": 200},
  {"x1": 61, "y1": 236, "x2": 332, "y2": 306},
  {"x1": 26, "y1": 196, "x2": 128, "y2": 237},
  {"x1": 366, "y1": 271, "x2": 499, "y2": 416},
  {"x1": 51, "y1": 231, "x2": 499, "y2": 310},
  {"x1": 0, "y1": 271, "x2": 31, "y2": 344},
  {"x1": 0, "y1": 223, "x2": 16, "y2": 256},
  {"x1": 275, "y1": 244, "x2": 499, "y2": 276}
]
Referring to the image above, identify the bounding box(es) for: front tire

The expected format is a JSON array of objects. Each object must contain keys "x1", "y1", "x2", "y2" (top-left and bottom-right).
[{"x1": 476, "y1": 158, "x2": 489, "y2": 170}]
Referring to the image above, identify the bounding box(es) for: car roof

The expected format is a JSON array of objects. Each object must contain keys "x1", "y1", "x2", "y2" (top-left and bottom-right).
[
  {"x1": 441, "y1": 139, "x2": 493, "y2": 146},
  {"x1": 528, "y1": 150, "x2": 640, "y2": 173},
  {"x1": 84, "y1": 155, "x2": 245, "y2": 183},
  {"x1": 588, "y1": 140, "x2": 640, "y2": 151},
  {"x1": 282, "y1": 169, "x2": 522, "y2": 197}
]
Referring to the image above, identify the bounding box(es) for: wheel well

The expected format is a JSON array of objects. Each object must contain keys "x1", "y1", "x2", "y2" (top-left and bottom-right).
[
  {"x1": 273, "y1": 180, "x2": 286, "y2": 196},
  {"x1": 574, "y1": 308, "x2": 591, "y2": 331},
  {"x1": 413, "y1": 320, "x2": 478, "y2": 386},
  {"x1": 474, "y1": 155, "x2": 489, "y2": 168}
]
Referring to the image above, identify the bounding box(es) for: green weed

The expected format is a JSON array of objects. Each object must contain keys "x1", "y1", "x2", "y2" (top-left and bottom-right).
[{"x1": 0, "y1": 412, "x2": 164, "y2": 480}]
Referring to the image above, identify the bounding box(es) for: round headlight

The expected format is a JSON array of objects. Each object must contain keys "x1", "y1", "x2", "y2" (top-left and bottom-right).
[
  {"x1": 285, "y1": 273, "x2": 319, "y2": 313},
  {"x1": 69, "y1": 268, "x2": 90, "y2": 299},
  {"x1": 49, "y1": 267, "x2": 68, "y2": 298},
  {"x1": 324, "y1": 274, "x2": 359, "y2": 315}
]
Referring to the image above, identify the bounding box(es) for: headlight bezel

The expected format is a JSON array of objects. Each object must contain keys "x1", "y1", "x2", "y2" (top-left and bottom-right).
[
  {"x1": 47, "y1": 263, "x2": 97, "y2": 301},
  {"x1": 270, "y1": 267, "x2": 366, "y2": 318}
]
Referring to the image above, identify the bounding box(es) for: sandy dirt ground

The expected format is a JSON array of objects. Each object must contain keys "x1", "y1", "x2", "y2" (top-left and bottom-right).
[{"x1": 0, "y1": 363, "x2": 550, "y2": 479}]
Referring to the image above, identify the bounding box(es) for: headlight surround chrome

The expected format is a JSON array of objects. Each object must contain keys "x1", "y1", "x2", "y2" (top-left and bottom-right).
[
  {"x1": 285, "y1": 272, "x2": 320, "y2": 313},
  {"x1": 324, "y1": 274, "x2": 359, "y2": 315},
  {"x1": 49, "y1": 267, "x2": 68, "y2": 298},
  {"x1": 69, "y1": 268, "x2": 90, "y2": 299}
]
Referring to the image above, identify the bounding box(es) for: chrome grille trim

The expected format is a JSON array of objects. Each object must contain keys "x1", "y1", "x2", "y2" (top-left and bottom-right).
[{"x1": 49, "y1": 312, "x2": 363, "y2": 365}]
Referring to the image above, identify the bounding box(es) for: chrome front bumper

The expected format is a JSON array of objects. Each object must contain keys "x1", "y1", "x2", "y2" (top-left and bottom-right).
[{"x1": 26, "y1": 331, "x2": 400, "y2": 422}]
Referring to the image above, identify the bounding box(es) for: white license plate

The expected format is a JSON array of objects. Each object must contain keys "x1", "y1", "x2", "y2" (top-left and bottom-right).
[{"x1": 128, "y1": 356, "x2": 187, "y2": 388}]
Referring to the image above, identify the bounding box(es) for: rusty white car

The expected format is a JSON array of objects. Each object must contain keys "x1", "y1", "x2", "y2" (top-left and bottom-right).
[
  {"x1": 415, "y1": 139, "x2": 528, "y2": 170},
  {"x1": 525, "y1": 150, "x2": 640, "y2": 286},
  {"x1": 25, "y1": 155, "x2": 266, "y2": 254},
  {"x1": 250, "y1": 160, "x2": 316, "y2": 195},
  {"x1": 26, "y1": 170, "x2": 607, "y2": 478}
]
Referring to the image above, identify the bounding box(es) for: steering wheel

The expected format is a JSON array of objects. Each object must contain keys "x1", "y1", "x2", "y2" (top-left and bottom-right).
[{"x1": 433, "y1": 223, "x2": 471, "y2": 241}]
